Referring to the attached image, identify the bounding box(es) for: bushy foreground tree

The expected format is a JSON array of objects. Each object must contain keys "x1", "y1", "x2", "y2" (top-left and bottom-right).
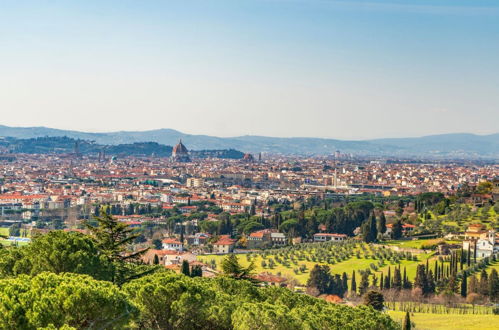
[
  {"x1": 0, "y1": 272, "x2": 134, "y2": 329},
  {"x1": 0, "y1": 270, "x2": 398, "y2": 330},
  {"x1": 123, "y1": 272, "x2": 399, "y2": 330},
  {"x1": 0, "y1": 231, "x2": 111, "y2": 280}
]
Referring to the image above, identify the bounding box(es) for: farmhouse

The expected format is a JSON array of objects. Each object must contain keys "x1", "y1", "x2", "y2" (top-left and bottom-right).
[
  {"x1": 313, "y1": 233, "x2": 347, "y2": 242},
  {"x1": 213, "y1": 235, "x2": 237, "y2": 254},
  {"x1": 162, "y1": 238, "x2": 184, "y2": 252}
]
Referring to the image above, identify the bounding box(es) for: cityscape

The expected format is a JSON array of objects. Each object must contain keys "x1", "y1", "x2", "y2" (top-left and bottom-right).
[{"x1": 0, "y1": 1, "x2": 498, "y2": 329}]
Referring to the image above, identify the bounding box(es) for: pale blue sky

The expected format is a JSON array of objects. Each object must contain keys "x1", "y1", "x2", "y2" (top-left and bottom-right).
[{"x1": 0, "y1": 0, "x2": 498, "y2": 139}]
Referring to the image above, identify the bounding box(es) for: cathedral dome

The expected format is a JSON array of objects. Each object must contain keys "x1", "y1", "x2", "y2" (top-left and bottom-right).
[
  {"x1": 171, "y1": 139, "x2": 191, "y2": 162},
  {"x1": 242, "y1": 153, "x2": 254, "y2": 162},
  {"x1": 173, "y1": 139, "x2": 188, "y2": 154}
]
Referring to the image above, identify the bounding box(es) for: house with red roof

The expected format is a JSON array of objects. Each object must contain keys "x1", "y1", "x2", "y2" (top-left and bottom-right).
[
  {"x1": 162, "y1": 238, "x2": 184, "y2": 252},
  {"x1": 213, "y1": 235, "x2": 237, "y2": 254}
]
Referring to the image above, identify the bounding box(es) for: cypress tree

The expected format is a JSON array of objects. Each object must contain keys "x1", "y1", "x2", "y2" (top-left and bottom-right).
[
  {"x1": 479, "y1": 269, "x2": 489, "y2": 296},
  {"x1": 377, "y1": 212, "x2": 387, "y2": 235},
  {"x1": 393, "y1": 267, "x2": 402, "y2": 290},
  {"x1": 402, "y1": 311, "x2": 411, "y2": 330},
  {"x1": 403, "y1": 266, "x2": 412, "y2": 290},
  {"x1": 489, "y1": 269, "x2": 499, "y2": 303},
  {"x1": 153, "y1": 254, "x2": 159, "y2": 265},
  {"x1": 380, "y1": 274, "x2": 384, "y2": 290},
  {"x1": 362, "y1": 213, "x2": 378, "y2": 243},
  {"x1": 392, "y1": 219, "x2": 403, "y2": 239},
  {"x1": 427, "y1": 270, "x2": 436, "y2": 294},
  {"x1": 351, "y1": 270, "x2": 357, "y2": 294},
  {"x1": 460, "y1": 247, "x2": 464, "y2": 270},
  {"x1": 460, "y1": 272, "x2": 468, "y2": 298},
  {"x1": 342, "y1": 272, "x2": 349, "y2": 294},
  {"x1": 181, "y1": 260, "x2": 190, "y2": 276},
  {"x1": 467, "y1": 243, "x2": 471, "y2": 267},
  {"x1": 384, "y1": 267, "x2": 391, "y2": 290},
  {"x1": 414, "y1": 264, "x2": 428, "y2": 295},
  {"x1": 447, "y1": 274, "x2": 458, "y2": 294}
]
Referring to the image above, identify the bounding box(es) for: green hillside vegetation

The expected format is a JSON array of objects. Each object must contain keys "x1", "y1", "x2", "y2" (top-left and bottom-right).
[{"x1": 0, "y1": 213, "x2": 398, "y2": 329}]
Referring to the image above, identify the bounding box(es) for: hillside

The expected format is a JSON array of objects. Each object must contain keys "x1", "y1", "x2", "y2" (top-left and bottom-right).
[
  {"x1": 0, "y1": 136, "x2": 244, "y2": 159},
  {"x1": 0, "y1": 125, "x2": 498, "y2": 158}
]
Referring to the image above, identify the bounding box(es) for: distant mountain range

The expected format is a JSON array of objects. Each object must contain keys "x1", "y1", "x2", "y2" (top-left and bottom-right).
[
  {"x1": 0, "y1": 136, "x2": 244, "y2": 159},
  {"x1": 0, "y1": 125, "x2": 498, "y2": 159}
]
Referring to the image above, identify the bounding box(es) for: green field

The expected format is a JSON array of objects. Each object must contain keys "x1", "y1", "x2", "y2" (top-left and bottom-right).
[
  {"x1": 388, "y1": 310, "x2": 499, "y2": 330},
  {"x1": 198, "y1": 243, "x2": 435, "y2": 284},
  {"x1": 386, "y1": 239, "x2": 460, "y2": 250},
  {"x1": 0, "y1": 228, "x2": 9, "y2": 236}
]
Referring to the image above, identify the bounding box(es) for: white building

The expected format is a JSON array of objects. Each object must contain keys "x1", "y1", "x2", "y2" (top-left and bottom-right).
[
  {"x1": 162, "y1": 238, "x2": 184, "y2": 252},
  {"x1": 476, "y1": 230, "x2": 499, "y2": 258},
  {"x1": 313, "y1": 233, "x2": 347, "y2": 242},
  {"x1": 463, "y1": 230, "x2": 499, "y2": 258}
]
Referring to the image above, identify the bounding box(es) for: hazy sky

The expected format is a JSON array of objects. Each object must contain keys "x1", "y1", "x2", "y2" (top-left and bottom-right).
[{"x1": 1, "y1": 0, "x2": 498, "y2": 140}]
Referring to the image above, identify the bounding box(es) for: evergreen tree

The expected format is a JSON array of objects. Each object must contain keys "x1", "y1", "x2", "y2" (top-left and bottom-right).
[
  {"x1": 446, "y1": 274, "x2": 458, "y2": 294},
  {"x1": 479, "y1": 269, "x2": 489, "y2": 296},
  {"x1": 403, "y1": 267, "x2": 412, "y2": 289},
  {"x1": 363, "y1": 291, "x2": 384, "y2": 311},
  {"x1": 414, "y1": 265, "x2": 429, "y2": 295},
  {"x1": 377, "y1": 212, "x2": 387, "y2": 235},
  {"x1": 153, "y1": 254, "x2": 159, "y2": 265},
  {"x1": 427, "y1": 270, "x2": 436, "y2": 294},
  {"x1": 361, "y1": 213, "x2": 378, "y2": 243},
  {"x1": 191, "y1": 265, "x2": 203, "y2": 277},
  {"x1": 489, "y1": 269, "x2": 499, "y2": 302},
  {"x1": 181, "y1": 260, "x2": 190, "y2": 276},
  {"x1": 392, "y1": 220, "x2": 403, "y2": 239},
  {"x1": 359, "y1": 272, "x2": 370, "y2": 295},
  {"x1": 384, "y1": 267, "x2": 391, "y2": 290},
  {"x1": 221, "y1": 254, "x2": 256, "y2": 282},
  {"x1": 307, "y1": 264, "x2": 333, "y2": 295},
  {"x1": 402, "y1": 311, "x2": 411, "y2": 330},
  {"x1": 460, "y1": 272, "x2": 467, "y2": 298},
  {"x1": 393, "y1": 267, "x2": 402, "y2": 290},
  {"x1": 380, "y1": 274, "x2": 384, "y2": 291},
  {"x1": 351, "y1": 270, "x2": 357, "y2": 294},
  {"x1": 467, "y1": 244, "x2": 471, "y2": 267},
  {"x1": 85, "y1": 209, "x2": 149, "y2": 285},
  {"x1": 341, "y1": 272, "x2": 348, "y2": 294}
]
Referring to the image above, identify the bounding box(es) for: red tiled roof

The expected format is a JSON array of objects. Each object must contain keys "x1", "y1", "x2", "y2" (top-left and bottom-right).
[
  {"x1": 162, "y1": 238, "x2": 182, "y2": 244},
  {"x1": 313, "y1": 233, "x2": 347, "y2": 238}
]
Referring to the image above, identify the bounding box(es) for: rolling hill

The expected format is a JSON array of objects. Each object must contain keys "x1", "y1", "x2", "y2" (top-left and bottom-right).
[{"x1": 0, "y1": 125, "x2": 497, "y2": 158}]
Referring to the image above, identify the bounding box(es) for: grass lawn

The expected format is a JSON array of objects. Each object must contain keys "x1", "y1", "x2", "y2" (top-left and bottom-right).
[
  {"x1": 0, "y1": 227, "x2": 9, "y2": 236},
  {"x1": 388, "y1": 310, "x2": 499, "y2": 330},
  {"x1": 385, "y1": 239, "x2": 460, "y2": 250}
]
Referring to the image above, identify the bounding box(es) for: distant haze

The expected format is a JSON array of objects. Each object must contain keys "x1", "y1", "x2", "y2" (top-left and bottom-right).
[{"x1": 0, "y1": 1, "x2": 498, "y2": 139}]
